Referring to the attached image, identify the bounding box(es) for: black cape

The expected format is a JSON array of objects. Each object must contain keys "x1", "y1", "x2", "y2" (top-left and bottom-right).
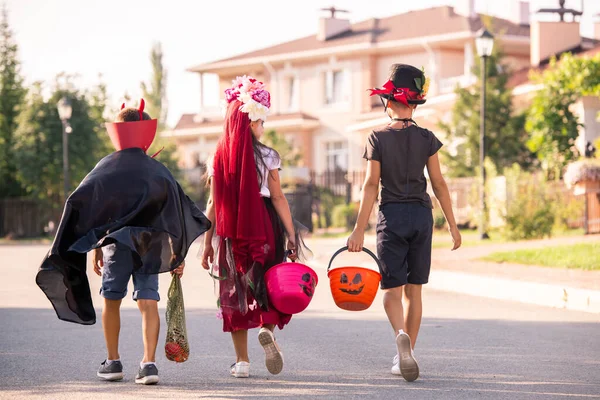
[{"x1": 36, "y1": 148, "x2": 211, "y2": 325}]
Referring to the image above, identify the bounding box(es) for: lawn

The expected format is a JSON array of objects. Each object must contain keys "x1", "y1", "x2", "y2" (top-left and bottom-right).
[{"x1": 482, "y1": 242, "x2": 600, "y2": 270}]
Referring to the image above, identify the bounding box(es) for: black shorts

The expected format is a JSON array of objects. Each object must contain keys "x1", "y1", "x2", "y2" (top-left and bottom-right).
[{"x1": 376, "y1": 202, "x2": 433, "y2": 289}]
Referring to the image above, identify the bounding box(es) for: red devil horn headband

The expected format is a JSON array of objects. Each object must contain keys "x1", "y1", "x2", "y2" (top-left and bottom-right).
[{"x1": 120, "y1": 99, "x2": 146, "y2": 121}]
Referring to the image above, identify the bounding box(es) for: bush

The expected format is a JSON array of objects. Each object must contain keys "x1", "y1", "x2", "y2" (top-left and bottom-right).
[
  {"x1": 312, "y1": 187, "x2": 345, "y2": 229},
  {"x1": 332, "y1": 203, "x2": 359, "y2": 231},
  {"x1": 433, "y1": 204, "x2": 446, "y2": 230},
  {"x1": 504, "y1": 174, "x2": 555, "y2": 240}
]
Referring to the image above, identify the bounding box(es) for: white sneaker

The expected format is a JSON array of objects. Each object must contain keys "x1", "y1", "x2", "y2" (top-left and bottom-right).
[
  {"x1": 391, "y1": 354, "x2": 402, "y2": 376},
  {"x1": 395, "y1": 330, "x2": 419, "y2": 382},
  {"x1": 230, "y1": 361, "x2": 250, "y2": 378},
  {"x1": 258, "y1": 327, "x2": 284, "y2": 375}
]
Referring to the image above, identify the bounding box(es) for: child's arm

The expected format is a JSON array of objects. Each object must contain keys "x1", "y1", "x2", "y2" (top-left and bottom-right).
[
  {"x1": 201, "y1": 177, "x2": 216, "y2": 270},
  {"x1": 92, "y1": 248, "x2": 104, "y2": 276},
  {"x1": 426, "y1": 153, "x2": 462, "y2": 250},
  {"x1": 267, "y1": 169, "x2": 297, "y2": 260},
  {"x1": 347, "y1": 160, "x2": 381, "y2": 252}
]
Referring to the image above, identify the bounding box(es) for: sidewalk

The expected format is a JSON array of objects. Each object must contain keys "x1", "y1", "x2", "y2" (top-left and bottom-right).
[{"x1": 307, "y1": 233, "x2": 600, "y2": 314}]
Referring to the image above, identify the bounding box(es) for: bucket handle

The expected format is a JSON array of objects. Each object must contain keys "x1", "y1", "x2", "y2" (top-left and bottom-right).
[{"x1": 327, "y1": 246, "x2": 382, "y2": 272}]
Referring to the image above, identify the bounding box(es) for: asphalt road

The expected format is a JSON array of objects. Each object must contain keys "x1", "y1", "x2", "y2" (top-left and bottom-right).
[{"x1": 0, "y1": 244, "x2": 599, "y2": 399}]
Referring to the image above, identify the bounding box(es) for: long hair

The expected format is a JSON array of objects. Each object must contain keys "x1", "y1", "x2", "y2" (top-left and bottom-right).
[{"x1": 212, "y1": 100, "x2": 273, "y2": 244}]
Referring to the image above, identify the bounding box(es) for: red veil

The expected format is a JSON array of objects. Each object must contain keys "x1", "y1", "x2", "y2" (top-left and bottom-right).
[{"x1": 213, "y1": 100, "x2": 275, "y2": 266}]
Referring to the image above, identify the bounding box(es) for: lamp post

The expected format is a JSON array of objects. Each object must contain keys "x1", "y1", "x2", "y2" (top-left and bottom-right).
[
  {"x1": 475, "y1": 28, "x2": 494, "y2": 240},
  {"x1": 57, "y1": 97, "x2": 72, "y2": 201}
]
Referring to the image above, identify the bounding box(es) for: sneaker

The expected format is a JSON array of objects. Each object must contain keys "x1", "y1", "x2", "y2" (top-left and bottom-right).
[
  {"x1": 97, "y1": 360, "x2": 124, "y2": 381},
  {"x1": 230, "y1": 361, "x2": 250, "y2": 378},
  {"x1": 395, "y1": 330, "x2": 419, "y2": 382},
  {"x1": 258, "y1": 327, "x2": 284, "y2": 375},
  {"x1": 135, "y1": 364, "x2": 159, "y2": 385},
  {"x1": 391, "y1": 354, "x2": 402, "y2": 376}
]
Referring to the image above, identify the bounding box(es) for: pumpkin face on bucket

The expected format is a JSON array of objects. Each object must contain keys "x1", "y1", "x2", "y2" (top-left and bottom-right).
[
  {"x1": 339, "y1": 272, "x2": 365, "y2": 295},
  {"x1": 299, "y1": 272, "x2": 316, "y2": 297}
]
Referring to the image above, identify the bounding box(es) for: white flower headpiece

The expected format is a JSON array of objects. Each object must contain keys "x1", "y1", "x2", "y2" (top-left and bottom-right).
[{"x1": 222, "y1": 75, "x2": 271, "y2": 121}]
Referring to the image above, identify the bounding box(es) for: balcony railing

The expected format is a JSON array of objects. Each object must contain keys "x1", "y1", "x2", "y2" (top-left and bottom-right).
[{"x1": 438, "y1": 74, "x2": 476, "y2": 94}]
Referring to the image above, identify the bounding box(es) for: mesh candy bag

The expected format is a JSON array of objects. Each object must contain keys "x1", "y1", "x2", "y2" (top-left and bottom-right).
[{"x1": 165, "y1": 274, "x2": 189, "y2": 362}]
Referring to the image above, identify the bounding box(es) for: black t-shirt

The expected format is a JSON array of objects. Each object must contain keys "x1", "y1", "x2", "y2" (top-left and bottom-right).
[{"x1": 363, "y1": 125, "x2": 443, "y2": 208}]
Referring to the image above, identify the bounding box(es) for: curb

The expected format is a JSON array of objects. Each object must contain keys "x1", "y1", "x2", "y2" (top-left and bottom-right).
[
  {"x1": 429, "y1": 270, "x2": 600, "y2": 314},
  {"x1": 311, "y1": 260, "x2": 600, "y2": 314}
]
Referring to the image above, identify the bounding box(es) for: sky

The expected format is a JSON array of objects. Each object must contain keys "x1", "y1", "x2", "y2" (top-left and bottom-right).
[{"x1": 6, "y1": 0, "x2": 600, "y2": 126}]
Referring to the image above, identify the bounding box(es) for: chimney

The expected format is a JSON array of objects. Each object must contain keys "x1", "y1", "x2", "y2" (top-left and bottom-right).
[
  {"x1": 454, "y1": 0, "x2": 476, "y2": 19},
  {"x1": 594, "y1": 14, "x2": 600, "y2": 40},
  {"x1": 530, "y1": 18, "x2": 581, "y2": 66},
  {"x1": 317, "y1": 7, "x2": 351, "y2": 41},
  {"x1": 517, "y1": 1, "x2": 530, "y2": 25}
]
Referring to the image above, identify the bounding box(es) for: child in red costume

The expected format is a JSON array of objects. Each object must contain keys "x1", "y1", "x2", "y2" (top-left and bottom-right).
[{"x1": 201, "y1": 76, "x2": 308, "y2": 378}]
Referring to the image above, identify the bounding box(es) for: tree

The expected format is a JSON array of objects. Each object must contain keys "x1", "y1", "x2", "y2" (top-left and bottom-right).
[
  {"x1": 262, "y1": 129, "x2": 302, "y2": 167},
  {"x1": 13, "y1": 78, "x2": 110, "y2": 210},
  {"x1": 438, "y1": 41, "x2": 532, "y2": 177},
  {"x1": 526, "y1": 52, "x2": 600, "y2": 179},
  {"x1": 141, "y1": 42, "x2": 167, "y2": 129},
  {"x1": 140, "y1": 42, "x2": 181, "y2": 176},
  {"x1": 0, "y1": 5, "x2": 27, "y2": 197}
]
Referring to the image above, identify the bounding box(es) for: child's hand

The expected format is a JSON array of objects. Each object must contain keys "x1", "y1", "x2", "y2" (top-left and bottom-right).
[
  {"x1": 93, "y1": 248, "x2": 103, "y2": 276},
  {"x1": 287, "y1": 239, "x2": 298, "y2": 261},
  {"x1": 347, "y1": 229, "x2": 364, "y2": 252},
  {"x1": 171, "y1": 261, "x2": 185, "y2": 277},
  {"x1": 449, "y1": 226, "x2": 462, "y2": 251},
  {"x1": 201, "y1": 246, "x2": 214, "y2": 270}
]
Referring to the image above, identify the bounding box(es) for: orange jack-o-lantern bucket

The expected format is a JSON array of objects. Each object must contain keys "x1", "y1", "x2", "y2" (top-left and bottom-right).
[{"x1": 327, "y1": 246, "x2": 382, "y2": 311}]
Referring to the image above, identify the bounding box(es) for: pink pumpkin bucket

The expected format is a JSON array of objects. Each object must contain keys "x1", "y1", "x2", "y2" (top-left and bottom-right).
[{"x1": 264, "y1": 260, "x2": 318, "y2": 315}]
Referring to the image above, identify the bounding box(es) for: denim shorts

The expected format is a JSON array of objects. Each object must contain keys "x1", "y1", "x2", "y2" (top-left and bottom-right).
[
  {"x1": 100, "y1": 243, "x2": 160, "y2": 301},
  {"x1": 376, "y1": 202, "x2": 434, "y2": 289}
]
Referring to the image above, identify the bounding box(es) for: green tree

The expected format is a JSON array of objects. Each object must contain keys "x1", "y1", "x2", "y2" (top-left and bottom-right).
[
  {"x1": 262, "y1": 129, "x2": 302, "y2": 167},
  {"x1": 526, "y1": 52, "x2": 600, "y2": 179},
  {"x1": 140, "y1": 42, "x2": 180, "y2": 176},
  {"x1": 0, "y1": 5, "x2": 27, "y2": 197},
  {"x1": 14, "y1": 78, "x2": 110, "y2": 209},
  {"x1": 141, "y1": 42, "x2": 167, "y2": 129},
  {"x1": 438, "y1": 43, "x2": 532, "y2": 177}
]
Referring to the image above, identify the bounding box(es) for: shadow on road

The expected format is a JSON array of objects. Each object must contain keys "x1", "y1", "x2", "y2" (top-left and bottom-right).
[{"x1": 1, "y1": 307, "x2": 599, "y2": 399}]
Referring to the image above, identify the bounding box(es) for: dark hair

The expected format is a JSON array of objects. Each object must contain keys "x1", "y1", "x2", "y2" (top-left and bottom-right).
[
  {"x1": 116, "y1": 107, "x2": 151, "y2": 122},
  {"x1": 252, "y1": 135, "x2": 280, "y2": 188}
]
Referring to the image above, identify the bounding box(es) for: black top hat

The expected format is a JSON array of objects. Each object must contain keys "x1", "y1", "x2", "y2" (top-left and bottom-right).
[{"x1": 379, "y1": 64, "x2": 427, "y2": 105}]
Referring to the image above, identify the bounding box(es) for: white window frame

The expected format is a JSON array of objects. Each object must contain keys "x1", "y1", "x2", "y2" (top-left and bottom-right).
[
  {"x1": 325, "y1": 140, "x2": 349, "y2": 172},
  {"x1": 317, "y1": 61, "x2": 352, "y2": 111},
  {"x1": 286, "y1": 75, "x2": 299, "y2": 112}
]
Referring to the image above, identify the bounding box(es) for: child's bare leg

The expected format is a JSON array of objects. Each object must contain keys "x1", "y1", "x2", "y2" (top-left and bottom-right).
[
  {"x1": 231, "y1": 329, "x2": 249, "y2": 363},
  {"x1": 103, "y1": 298, "x2": 122, "y2": 360},
  {"x1": 138, "y1": 299, "x2": 159, "y2": 363},
  {"x1": 262, "y1": 323, "x2": 276, "y2": 332},
  {"x1": 383, "y1": 286, "x2": 405, "y2": 334},
  {"x1": 402, "y1": 284, "x2": 423, "y2": 349}
]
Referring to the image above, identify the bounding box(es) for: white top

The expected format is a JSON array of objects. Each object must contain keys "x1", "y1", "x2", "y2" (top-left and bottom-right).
[{"x1": 206, "y1": 147, "x2": 281, "y2": 198}]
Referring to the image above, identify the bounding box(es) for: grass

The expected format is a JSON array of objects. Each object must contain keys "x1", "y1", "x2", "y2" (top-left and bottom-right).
[{"x1": 482, "y1": 242, "x2": 600, "y2": 270}]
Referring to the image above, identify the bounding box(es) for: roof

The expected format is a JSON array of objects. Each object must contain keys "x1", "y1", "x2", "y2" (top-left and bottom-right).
[
  {"x1": 189, "y1": 6, "x2": 531, "y2": 72},
  {"x1": 174, "y1": 112, "x2": 319, "y2": 132},
  {"x1": 508, "y1": 41, "x2": 600, "y2": 88}
]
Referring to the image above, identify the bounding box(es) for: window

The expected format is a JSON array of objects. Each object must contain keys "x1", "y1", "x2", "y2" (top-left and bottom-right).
[
  {"x1": 324, "y1": 70, "x2": 346, "y2": 105},
  {"x1": 287, "y1": 76, "x2": 299, "y2": 111},
  {"x1": 325, "y1": 141, "x2": 348, "y2": 185},
  {"x1": 325, "y1": 141, "x2": 348, "y2": 171}
]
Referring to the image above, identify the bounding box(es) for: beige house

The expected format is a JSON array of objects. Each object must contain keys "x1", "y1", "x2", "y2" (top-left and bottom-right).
[{"x1": 166, "y1": 0, "x2": 600, "y2": 200}]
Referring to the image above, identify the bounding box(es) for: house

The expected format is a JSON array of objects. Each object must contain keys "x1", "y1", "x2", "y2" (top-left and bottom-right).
[{"x1": 166, "y1": 0, "x2": 599, "y2": 201}]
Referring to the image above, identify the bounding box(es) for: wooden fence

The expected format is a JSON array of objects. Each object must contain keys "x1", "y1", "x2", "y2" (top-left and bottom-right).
[{"x1": 0, "y1": 198, "x2": 51, "y2": 238}]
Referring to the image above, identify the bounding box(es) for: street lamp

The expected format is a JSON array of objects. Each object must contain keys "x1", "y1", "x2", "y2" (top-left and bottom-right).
[
  {"x1": 475, "y1": 28, "x2": 494, "y2": 240},
  {"x1": 57, "y1": 97, "x2": 72, "y2": 201}
]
